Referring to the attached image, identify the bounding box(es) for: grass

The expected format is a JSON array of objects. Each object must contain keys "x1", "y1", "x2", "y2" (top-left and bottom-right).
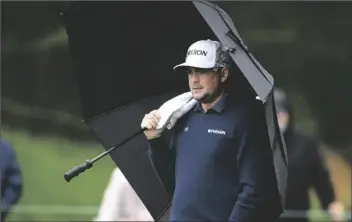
[{"x1": 1, "y1": 127, "x2": 116, "y2": 221}]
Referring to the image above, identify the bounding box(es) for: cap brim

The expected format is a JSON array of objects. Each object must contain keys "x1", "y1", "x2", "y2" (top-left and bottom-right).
[{"x1": 173, "y1": 61, "x2": 214, "y2": 70}]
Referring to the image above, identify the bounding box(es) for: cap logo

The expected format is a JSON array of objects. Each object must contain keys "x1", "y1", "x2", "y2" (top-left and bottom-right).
[{"x1": 186, "y1": 49, "x2": 208, "y2": 57}]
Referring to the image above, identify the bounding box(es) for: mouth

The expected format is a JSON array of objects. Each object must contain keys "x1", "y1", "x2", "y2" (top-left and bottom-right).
[
  {"x1": 192, "y1": 87, "x2": 203, "y2": 90},
  {"x1": 192, "y1": 88, "x2": 202, "y2": 93}
]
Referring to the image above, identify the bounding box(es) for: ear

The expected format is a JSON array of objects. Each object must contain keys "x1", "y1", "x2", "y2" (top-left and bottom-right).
[{"x1": 220, "y1": 67, "x2": 229, "y2": 83}]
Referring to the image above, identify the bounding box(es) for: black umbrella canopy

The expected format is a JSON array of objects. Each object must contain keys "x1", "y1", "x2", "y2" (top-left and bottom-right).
[
  {"x1": 64, "y1": 1, "x2": 275, "y2": 121},
  {"x1": 63, "y1": 1, "x2": 287, "y2": 221},
  {"x1": 64, "y1": 1, "x2": 219, "y2": 121}
]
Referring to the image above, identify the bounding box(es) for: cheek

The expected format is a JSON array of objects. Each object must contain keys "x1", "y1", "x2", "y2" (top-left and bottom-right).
[
  {"x1": 201, "y1": 76, "x2": 218, "y2": 90},
  {"x1": 188, "y1": 76, "x2": 193, "y2": 86}
]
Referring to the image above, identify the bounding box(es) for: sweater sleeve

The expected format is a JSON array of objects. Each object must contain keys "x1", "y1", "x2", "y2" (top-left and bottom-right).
[
  {"x1": 228, "y1": 101, "x2": 281, "y2": 222},
  {"x1": 1, "y1": 142, "x2": 23, "y2": 221},
  {"x1": 312, "y1": 145, "x2": 335, "y2": 209},
  {"x1": 148, "y1": 134, "x2": 176, "y2": 197}
]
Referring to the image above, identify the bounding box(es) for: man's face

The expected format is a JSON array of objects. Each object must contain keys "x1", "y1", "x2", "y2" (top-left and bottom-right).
[
  {"x1": 277, "y1": 111, "x2": 290, "y2": 133},
  {"x1": 187, "y1": 67, "x2": 222, "y2": 103}
]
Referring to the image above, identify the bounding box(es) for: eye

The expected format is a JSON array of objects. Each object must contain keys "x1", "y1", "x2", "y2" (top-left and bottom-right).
[
  {"x1": 194, "y1": 68, "x2": 204, "y2": 73},
  {"x1": 195, "y1": 68, "x2": 213, "y2": 74},
  {"x1": 185, "y1": 68, "x2": 192, "y2": 74}
]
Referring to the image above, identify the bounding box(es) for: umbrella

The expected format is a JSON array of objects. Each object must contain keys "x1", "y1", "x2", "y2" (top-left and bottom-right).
[{"x1": 62, "y1": 1, "x2": 288, "y2": 221}]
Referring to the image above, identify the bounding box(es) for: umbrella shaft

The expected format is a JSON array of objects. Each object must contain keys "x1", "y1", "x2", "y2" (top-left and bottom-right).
[{"x1": 91, "y1": 128, "x2": 146, "y2": 163}]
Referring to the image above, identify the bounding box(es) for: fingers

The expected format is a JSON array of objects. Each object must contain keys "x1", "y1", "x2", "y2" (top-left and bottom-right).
[
  {"x1": 149, "y1": 110, "x2": 161, "y2": 123},
  {"x1": 141, "y1": 115, "x2": 151, "y2": 129},
  {"x1": 141, "y1": 110, "x2": 161, "y2": 129},
  {"x1": 145, "y1": 117, "x2": 157, "y2": 129},
  {"x1": 328, "y1": 202, "x2": 345, "y2": 222}
]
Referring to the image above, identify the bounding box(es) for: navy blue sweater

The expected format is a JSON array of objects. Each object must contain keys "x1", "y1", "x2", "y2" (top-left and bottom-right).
[
  {"x1": 148, "y1": 95, "x2": 281, "y2": 222},
  {"x1": 0, "y1": 139, "x2": 23, "y2": 221}
]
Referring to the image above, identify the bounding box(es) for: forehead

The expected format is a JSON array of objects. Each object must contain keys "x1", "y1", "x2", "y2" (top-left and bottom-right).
[{"x1": 186, "y1": 67, "x2": 215, "y2": 73}]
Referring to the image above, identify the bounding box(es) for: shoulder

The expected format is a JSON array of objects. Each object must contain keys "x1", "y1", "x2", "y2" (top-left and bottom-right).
[
  {"x1": 292, "y1": 130, "x2": 321, "y2": 157},
  {"x1": 173, "y1": 110, "x2": 194, "y2": 130},
  {"x1": 293, "y1": 129, "x2": 319, "y2": 148},
  {"x1": 0, "y1": 139, "x2": 15, "y2": 156},
  {"x1": 226, "y1": 97, "x2": 268, "y2": 138},
  {"x1": 232, "y1": 97, "x2": 266, "y2": 125}
]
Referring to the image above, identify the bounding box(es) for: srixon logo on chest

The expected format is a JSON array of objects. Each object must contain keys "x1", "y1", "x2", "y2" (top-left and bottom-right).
[
  {"x1": 208, "y1": 129, "x2": 226, "y2": 135},
  {"x1": 187, "y1": 49, "x2": 208, "y2": 57}
]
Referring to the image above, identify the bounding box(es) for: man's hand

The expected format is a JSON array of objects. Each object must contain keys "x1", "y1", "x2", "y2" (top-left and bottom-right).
[
  {"x1": 328, "y1": 201, "x2": 345, "y2": 222},
  {"x1": 141, "y1": 110, "x2": 163, "y2": 140}
]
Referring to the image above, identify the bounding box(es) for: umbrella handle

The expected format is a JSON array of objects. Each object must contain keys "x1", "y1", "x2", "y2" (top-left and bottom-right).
[
  {"x1": 64, "y1": 127, "x2": 146, "y2": 182},
  {"x1": 64, "y1": 160, "x2": 93, "y2": 182}
]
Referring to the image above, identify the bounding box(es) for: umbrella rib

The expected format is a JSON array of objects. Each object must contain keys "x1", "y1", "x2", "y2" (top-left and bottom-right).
[
  {"x1": 82, "y1": 93, "x2": 166, "y2": 123},
  {"x1": 225, "y1": 31, "x2": 271, "y2": 84},
  {"x1": 198, "y1": 1, "x2": 271, "y2": 84},
  {"x1": 154, "y1": 201, "x2": 172, "y2": 222}
]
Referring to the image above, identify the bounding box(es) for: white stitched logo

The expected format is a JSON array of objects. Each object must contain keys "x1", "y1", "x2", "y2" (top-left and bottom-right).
[
  {"x1": 208, "y1": 129, "x2": 226, "y2": 135},
  {"x1": 184, "y1": 127, "x2": 189, "y2": 132}
]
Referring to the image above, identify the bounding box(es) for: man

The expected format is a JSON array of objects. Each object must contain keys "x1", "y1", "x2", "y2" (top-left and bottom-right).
[
  {"x1": 141, "y1": 39, "x2": 282, "y2": 221},
  {"x1": 0, "y1": 139, "x2": 23, "y2": 222},
  {"x1": 274, "y1": 88, "x2": 345, "y2": 222},
  {"x1": 93, "y1": 168, "x2": 153, "y2": 221}
]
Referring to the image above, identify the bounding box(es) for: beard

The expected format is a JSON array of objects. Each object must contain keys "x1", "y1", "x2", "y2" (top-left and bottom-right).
[
  {"x1": 192, "y1": 87, "x2": 223, "y2": 104},
  {"x1": 194, "y1": 92, "x2": 211, "y2": 103}
]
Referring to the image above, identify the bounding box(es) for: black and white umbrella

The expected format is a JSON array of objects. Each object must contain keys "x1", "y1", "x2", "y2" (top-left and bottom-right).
[{"x1": 62, "y1": 1, "x2": 288, "y2": 221}]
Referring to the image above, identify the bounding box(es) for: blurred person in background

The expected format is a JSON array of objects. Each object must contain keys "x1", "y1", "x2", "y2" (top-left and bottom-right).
[
  {"x1": 274, "y1": 88, "x2": 345, "y2": 222},
  {"x1": 0, "y1": 139, "x2": 23, "y2": 222},
  {"x1": 93, "y1": 168, "x2": 153, "y2": 221}
]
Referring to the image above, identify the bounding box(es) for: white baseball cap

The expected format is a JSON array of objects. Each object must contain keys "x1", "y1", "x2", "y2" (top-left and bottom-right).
[{"x1": 173, "y1": 39, "x2": 231, "y2": 71}]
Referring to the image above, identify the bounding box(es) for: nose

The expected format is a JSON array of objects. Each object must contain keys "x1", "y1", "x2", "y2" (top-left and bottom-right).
[{"x1": 189, "y1": 73, "x2": 200, "y2": 83}]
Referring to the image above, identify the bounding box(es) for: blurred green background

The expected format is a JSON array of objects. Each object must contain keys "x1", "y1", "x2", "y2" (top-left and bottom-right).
[
  {"x1": 1, "y1": 128, "x2": 115, "y2": 221},
  {"x1": 1, "y1": 1, "x2": 351, "y2": 221}
]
